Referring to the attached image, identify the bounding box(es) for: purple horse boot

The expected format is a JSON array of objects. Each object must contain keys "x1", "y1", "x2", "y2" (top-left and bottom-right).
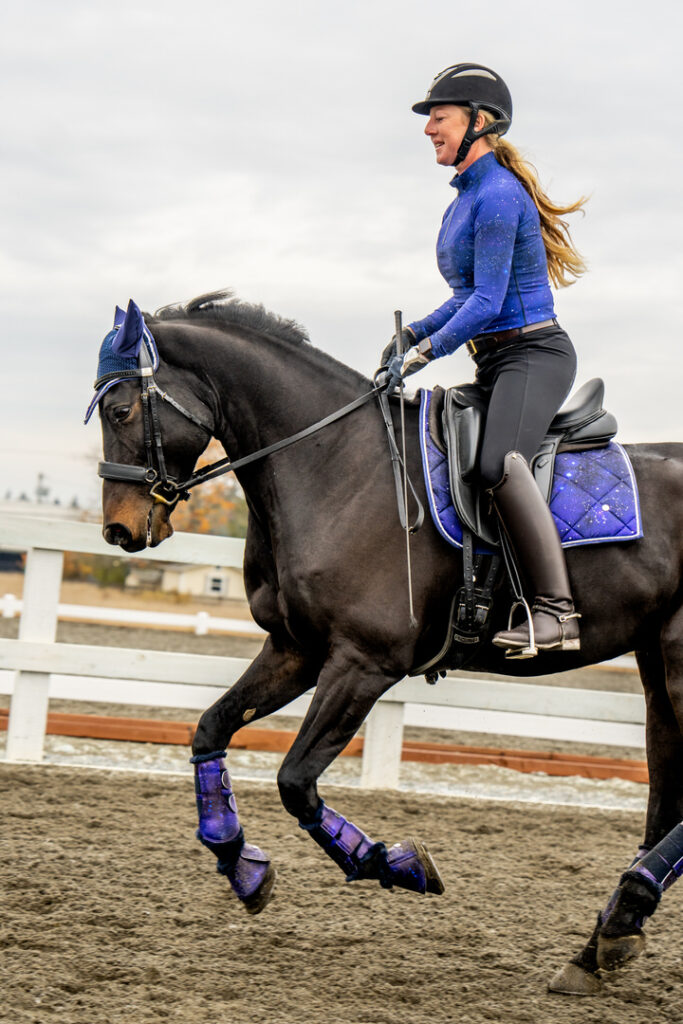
[
  {"x1": 300, "y1": 801, "x2": 445, "y2": 895},
  {"x1": 597, "y1": 824, "x2": 683, "y2": 971},
  {"x1": 190, "y1": 750, "x2": 276, "y2": 914}
]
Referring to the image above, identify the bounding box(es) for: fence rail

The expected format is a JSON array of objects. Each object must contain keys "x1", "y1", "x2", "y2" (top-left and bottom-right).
[
  {"x1": 0, "y1": 514, "x2": 645, "y2": 788},
  {"x1": 1, "y1": 594, "x2": 265, "y2": 637}
]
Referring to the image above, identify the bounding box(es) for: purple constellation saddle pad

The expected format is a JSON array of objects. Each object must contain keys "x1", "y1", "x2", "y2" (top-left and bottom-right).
[{"x1": 418, "y1": 389, "x2": 643, "y2": 551}]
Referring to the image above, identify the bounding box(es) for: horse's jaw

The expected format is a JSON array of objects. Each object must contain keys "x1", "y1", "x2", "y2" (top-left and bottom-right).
[{"x1": 102, "y1": 484, "x2": 174, "y2": 552}]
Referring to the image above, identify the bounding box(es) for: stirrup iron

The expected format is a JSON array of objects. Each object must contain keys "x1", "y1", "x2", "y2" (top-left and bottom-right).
[{"x1": 502, "y1": 598, "x2": 538, "y2": 660}]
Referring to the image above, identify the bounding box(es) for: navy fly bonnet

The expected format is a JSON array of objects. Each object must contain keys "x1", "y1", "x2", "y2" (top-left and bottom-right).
[{"x1": 84, "y1": 299, "x2": 159, "y2": 423}]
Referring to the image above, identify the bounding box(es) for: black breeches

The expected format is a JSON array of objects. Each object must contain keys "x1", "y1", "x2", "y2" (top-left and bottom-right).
[{"x1": 473, "y1": 325, "x2": 577, "y2": 490}]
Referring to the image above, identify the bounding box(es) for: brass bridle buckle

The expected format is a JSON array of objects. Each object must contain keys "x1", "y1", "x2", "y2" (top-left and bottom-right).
[{"x1": 149, "y1": 479, "x2": 188, "y2": 506}]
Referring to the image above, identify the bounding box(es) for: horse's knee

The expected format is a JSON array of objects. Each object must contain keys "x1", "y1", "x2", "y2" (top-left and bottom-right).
[
  {"x1": 192, "y1": 708, "x2": 226, "y2": 757},
  {"x1": 277, "y1": 761, "x2": 316, "y2": 822}
]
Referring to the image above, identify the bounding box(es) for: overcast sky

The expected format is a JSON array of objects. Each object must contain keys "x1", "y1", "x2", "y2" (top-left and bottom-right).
[{"x1": 1, "y1": 0, "x2": 681, "y2": 509}]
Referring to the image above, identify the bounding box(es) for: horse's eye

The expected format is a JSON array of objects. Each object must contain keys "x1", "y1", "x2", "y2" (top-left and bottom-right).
[{"x1": 111, "y1": 405, "x2": 132, "y2": 423}]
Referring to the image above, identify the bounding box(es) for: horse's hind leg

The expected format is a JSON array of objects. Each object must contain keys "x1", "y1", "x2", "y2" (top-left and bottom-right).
[
  {"x1": 276, "y1": 642, "x2": 445, "y2": 897},
  {"x1": 596, "y1": 613, "x2": 683, "y2": 969},
  {"x1": 190, "y1": 636, "x2": 322, "y2": 915},
  {"x1": 549, "y1": 641, "x2": 683, "y2": 995}
]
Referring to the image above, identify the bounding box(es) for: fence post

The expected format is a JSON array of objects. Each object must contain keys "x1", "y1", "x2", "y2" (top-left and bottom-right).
[
  {"x1": 5, "y1": 547, "x2": 63, "y2": 761},
  {"x1": 195, "y1": 611, "x2": 209, "y2": 636},
  {"x1": 360, "y1": 700, "x2": 405, "y2": 789}
]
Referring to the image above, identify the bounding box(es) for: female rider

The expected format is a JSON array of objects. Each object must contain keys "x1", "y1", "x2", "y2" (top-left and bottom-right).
[{"x1": 392, "y1": 63, "x2": 587, "y2": 656}]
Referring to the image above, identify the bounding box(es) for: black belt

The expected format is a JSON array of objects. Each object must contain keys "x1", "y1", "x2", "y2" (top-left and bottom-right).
[{"x1": 466, "y1": 318, "x2": 558, "y2": 357}]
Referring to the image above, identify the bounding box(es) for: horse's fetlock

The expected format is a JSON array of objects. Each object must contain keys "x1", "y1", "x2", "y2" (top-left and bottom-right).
[{"x1": 600, "y1": 873, "x2": 660, "y2": 938}]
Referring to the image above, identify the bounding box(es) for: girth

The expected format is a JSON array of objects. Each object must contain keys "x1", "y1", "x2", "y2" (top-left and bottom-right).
[{"x1": 433, "y1": 377, "x2": 618, "y2": 548}]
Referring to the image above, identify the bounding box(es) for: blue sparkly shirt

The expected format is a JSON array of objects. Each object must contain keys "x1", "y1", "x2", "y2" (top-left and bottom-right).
[{"x1": 408, "y1": 150, "x2": 555, "y2": 358}]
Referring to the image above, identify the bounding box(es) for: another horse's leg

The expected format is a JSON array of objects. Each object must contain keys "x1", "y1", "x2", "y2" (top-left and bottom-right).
[
  {"x1": 595, "y1": 615, "x2": 683, "y2": 969},
  {"x1": 276, "y1": 643, "x2": 445, "y2": 896},
  {"x1": 190, "y1": 636, "x2": 321, "y2": 914},
  {"x1": 549, "y1": 643, "x2": 683, "y2": 994}
]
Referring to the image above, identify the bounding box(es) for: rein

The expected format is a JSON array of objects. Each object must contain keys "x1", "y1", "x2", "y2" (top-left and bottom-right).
[{"x1": 98, "y1": 368, "x2": 424, "y2": 533}]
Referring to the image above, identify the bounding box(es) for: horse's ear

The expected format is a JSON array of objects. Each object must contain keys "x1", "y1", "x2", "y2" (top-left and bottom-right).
[
  {"x1": 112, "y1": 299, "x2": 145, "y2": 359},
  {"x1": 113, "y1": 305, "x2": 127, "y2": 328}
]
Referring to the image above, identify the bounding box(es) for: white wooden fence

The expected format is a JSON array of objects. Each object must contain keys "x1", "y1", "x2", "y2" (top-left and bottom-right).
[
  {"x1": 0, "y1": 594, "x2": 265, "y2": 637},
  {"x1": 0, "y1": 514, "x2": 646, "y2": 789}
]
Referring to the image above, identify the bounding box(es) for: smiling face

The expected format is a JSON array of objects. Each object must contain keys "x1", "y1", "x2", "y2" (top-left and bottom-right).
[{"x1": 423, "y1": 104, "x2": 488, "y2": 169}]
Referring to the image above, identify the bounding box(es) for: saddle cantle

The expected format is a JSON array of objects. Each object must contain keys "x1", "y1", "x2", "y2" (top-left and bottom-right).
[{"x1": 439, "y1": 378, "x2": 618, "y2": 548}]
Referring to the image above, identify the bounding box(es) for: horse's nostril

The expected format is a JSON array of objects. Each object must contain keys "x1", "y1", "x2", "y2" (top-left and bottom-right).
[{"x1": 104, "y1": 523, "x2": 133, "y2": 547}]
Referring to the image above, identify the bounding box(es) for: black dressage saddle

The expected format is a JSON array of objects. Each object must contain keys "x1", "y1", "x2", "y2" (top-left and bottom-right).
[{"x1": 430, "y1": 377, "x2": 618, "y2": 548}]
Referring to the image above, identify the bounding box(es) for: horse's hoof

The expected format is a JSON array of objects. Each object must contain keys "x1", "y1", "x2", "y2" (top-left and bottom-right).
[
  {"x1": 241, "y1": 864, "x2": 277, "y2": 916},
  {"x1": 596, "y1": 931, "x2": 645, "y2": 972},
  {"x1": 547, "y1": 962, "x2": 602, "y2": 996},
  {"x1": 411, "y1": 838, "x2": 445, "y2": 895}
]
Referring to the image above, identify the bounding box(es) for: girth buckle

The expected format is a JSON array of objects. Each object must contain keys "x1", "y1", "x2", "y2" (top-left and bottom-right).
[{"x1": 452, "y1": 587, "x2": 494, "y2": 644}]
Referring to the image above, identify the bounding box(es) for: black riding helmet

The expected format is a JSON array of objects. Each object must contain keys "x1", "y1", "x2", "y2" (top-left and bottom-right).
[{"x1": 412, "y1": 63, "x2": 512, "y2": 166}]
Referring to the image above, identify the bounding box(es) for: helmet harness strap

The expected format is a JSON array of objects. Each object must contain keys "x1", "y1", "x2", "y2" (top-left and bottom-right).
[{"x1": 454, "y1": 104, "x2": 482, "y2": 167}]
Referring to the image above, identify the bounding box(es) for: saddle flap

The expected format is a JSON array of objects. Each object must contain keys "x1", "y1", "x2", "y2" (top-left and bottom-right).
[
  {"x1": 455, "y1": 407, "x2": 482, "y2": 484},
  {"x1": 442, "y1": 389, "x2": 500, "y2": 548},
  {"x1": 428, "y1": 386, "x2": 446, "y2": 453}
]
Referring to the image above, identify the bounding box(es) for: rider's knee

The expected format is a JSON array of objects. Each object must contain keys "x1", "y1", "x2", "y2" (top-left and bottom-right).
[{"x1": 478, "y1": 450, "x2": 506, "y2": 491}]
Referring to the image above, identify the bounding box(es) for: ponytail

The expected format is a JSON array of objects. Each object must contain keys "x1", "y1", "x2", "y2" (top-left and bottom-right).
[{"x1": 481, "y1": 111, "x2": 588, "y2": 288}]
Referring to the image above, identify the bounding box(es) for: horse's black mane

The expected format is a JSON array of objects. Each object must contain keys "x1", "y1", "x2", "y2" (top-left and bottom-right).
[{"x1": 150, "y1": 289, "x2": 310, "y2": 348}]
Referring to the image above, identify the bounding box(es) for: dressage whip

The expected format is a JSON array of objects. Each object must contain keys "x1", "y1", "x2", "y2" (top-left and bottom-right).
[{"x1": 395, "y1": 310, "x2": 418, "y2": 629}]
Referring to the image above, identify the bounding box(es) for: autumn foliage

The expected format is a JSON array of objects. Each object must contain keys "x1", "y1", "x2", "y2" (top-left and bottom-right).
[
  {"x1": 63, "y1": 441, "x2": 248, "y2": 584},
  {"x1": 171, "y1": 439, "x2": 249, "y2": 537}
]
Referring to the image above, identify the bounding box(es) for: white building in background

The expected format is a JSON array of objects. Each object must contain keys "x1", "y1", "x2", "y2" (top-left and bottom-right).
[{"x1": 126, "y1": 562, "x2": 247, "y2": 601}]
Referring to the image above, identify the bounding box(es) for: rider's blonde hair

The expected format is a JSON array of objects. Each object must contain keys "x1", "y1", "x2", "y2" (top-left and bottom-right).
[{"x1": 479, "y1": 109, "x2": 588, "y2": 288}]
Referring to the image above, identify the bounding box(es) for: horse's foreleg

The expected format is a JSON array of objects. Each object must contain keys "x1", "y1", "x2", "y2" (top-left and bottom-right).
[
  {"x1": 549, "y1": 644, "x2": 683, "y2": 995},
  {"x1": 276, "y1": 643, "x2": 445, "y2": 897},
  {"x1": 190, "y1": 636, "x2": 321, "y2": 914}
]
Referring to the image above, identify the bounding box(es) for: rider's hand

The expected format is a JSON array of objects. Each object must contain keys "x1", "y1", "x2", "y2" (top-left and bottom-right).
[
  {"x1": 401, "y1": 340, "x2": 434, "y2": 376},
  {"x1": 385, "y1": 354, "x2": 404, "y2": 391},
  {"x1": 380, "y1": 327, "x2": 416, "y2": 367}
]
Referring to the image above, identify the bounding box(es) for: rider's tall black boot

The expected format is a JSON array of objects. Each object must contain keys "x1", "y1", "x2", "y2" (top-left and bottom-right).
[{"x1": 489, "y1": 451, "x2": 580, "y2": 656}]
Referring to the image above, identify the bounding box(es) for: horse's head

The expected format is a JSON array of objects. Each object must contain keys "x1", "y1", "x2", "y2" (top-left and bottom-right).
[{"x1": 86, "y1": 301, "x2": 214, "y2": 553}]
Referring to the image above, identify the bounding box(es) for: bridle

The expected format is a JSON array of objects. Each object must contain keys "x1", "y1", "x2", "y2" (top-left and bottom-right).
[
  {"x1": 91, "y1": 307, "x2": 425, "y2": 626},
  {"x1": 96, "y1": 340, "x2": 392, "y2": 510},
  {"x1": 95, "y1": 338, "x2": 215, "y2": 507}
]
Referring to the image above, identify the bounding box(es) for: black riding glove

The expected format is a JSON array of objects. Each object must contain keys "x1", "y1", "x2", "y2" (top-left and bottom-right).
[
  {"x1": 383, "y1": 340, "x2": 435, "y2": 393},
  {"x1": 385, "y1": 354, "x2": 404, "y2": 392},
  {"x1": 380, "y1": 328, "x2": 416, "y2": 367}
]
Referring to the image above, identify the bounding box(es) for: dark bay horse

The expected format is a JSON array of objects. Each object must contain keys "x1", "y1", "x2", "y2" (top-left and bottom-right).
[{"x1": 93, "y1": 291, "x2": 683, "y2": 996}]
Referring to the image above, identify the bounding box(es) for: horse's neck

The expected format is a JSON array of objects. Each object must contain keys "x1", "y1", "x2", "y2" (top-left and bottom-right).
[{"x1": 197, "y1": 328, "x2": 370, "y2": 458}]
